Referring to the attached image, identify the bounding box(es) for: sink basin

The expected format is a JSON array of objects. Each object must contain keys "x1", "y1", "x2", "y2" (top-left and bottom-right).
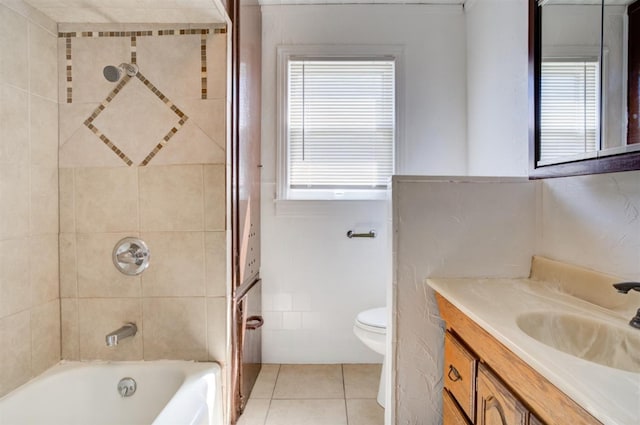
[{"x1": 516, "y1": 312, "x2": 640, "y2": 373}]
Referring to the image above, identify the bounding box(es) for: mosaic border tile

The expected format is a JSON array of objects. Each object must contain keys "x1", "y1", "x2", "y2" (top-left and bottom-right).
[
  {"x1": 59, "y1": 26, "x2": 225, "y2": 103},
  {"x1": 135, "y1": 72, "x2": 189, "y2": 166},
  {"x1": 65, "y1": 37, "x2": 72, "y2": 103},
  {"x1": 58, "y1": 27, "x2": 225, "y2": 38},
  {"x1": 83, "y1": 72, "x2": 189, "y2": 167}
]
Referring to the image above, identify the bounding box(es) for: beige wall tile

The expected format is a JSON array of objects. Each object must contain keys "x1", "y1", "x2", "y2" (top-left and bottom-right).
[
  {"x1": 31, "y1": 299, "x2": 60, "y2": 376},
  {"x1": 150, "y1": 121, "x2": 225, "y2": 166},
  {"x1": 58, "y1": 168, "x2": 75, "y2": 233},
  {"x1": 343, "y1": 364, "x2": 381, "y2": 399},
  {"x1": 92, "y1": 79, "x2": 185, "y2": 165},
  {"x1": 75, "y1": 167, "x2": 139, "y2": 233},
  {"x1": 70, "y1": 36, "x2": 131, "y2": 104},
  {"x1": 0, "y1": 163, "x2": 30, "y2": 239},
  {"x1": 1, "y1": 0, "x2": 57, "y2": 36},
  {"x1": 273, "y1": 364, "x2": 345, "y2": 399},
  {"x1": 61, "y1": 298, "x2": 79, "y2": 360},
  {"x1": 30, "y1": 166, "x2": 58, "y2": 235},
  {"x1": 0, "y1": 311, "x2": 31, "y2": 396},
  {"x1": 139, "y1": 165, "x2": 204, "y2": 231},
  {"x1": 30, "y1": 95, "x2": 58, "y2": 166},
  {"x1": 58, "y1": 103, "x2": 100, "y2": 147},
  {"x1": 76, "y1": 232, "x2": 141, "y2": 298},
  {"x1": 0, "y1": 238, "x2": 30, "y2": 317},
  {"x1": 206, "y1": 296, "x2": 227, "y2": 362},
  {"x1": 176, "y1": 98, "x2": 226, "y2": 152},
  {"x1": 29, "y1": 22, "x2": 57, "y2": 101},
  {"x1": 0, "y1": 6, "x2": 28, "y2": 90},
  {"x1": 204, "y1": 165, "x2": 225, "y2": 231},
  {"x1": 0, "y1": 84, "x2": 29, "y2": 165},
  {"x1": 141, "y1": 231, "x2": 205, "y2": 297},
  {"x1": 59, "y1": 126, "x2": 129, "y2": 168},
  {"x1": 136, "y1": 34, "x2": 201, "y2": 102},
  {"x1": 205, "y1": 231, "x2": 226, "y2": 297},
  {"x1": 265, "y1": 400, "x2": 347, "y2": 425},
  {"x1": 59, "y1": 233, "x2": 77, "y2": 298},
  {"x1": 29, "y1": 234, "x2": 58, "y2": 306},
  {"x1": 206, "y1": 33, "x2": 227, "y2": 100},
  {"x1": 143, "y1": 297, "x2": 207, "y2": 360},
  {"x1": 78, "y1": 298, "x2": 142, "y2": 360}
]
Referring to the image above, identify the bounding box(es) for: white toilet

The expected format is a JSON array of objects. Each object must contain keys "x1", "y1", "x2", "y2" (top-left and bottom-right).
[{"x1": 353, "y1": 307, "x2": 387, "y2": 407}]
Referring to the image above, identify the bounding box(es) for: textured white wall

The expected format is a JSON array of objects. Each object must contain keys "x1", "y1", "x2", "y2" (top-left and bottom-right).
[
  {"x1": 465, "y1": 0, "x2": 529, "y2": 176},
  {"x1": 391, "y1": 176, "x2": 536, "y2": 425},
  {"x1": 260, "y1": 4, "x2": 467, "y2": 364},
  {"x1": 537, "y1": 171, "x2": 640, "y2": 281}
]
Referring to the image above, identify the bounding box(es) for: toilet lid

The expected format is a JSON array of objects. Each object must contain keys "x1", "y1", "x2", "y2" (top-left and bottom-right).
[{"x1": 356, "y1": 307, "x2": 386, "y2": 329}]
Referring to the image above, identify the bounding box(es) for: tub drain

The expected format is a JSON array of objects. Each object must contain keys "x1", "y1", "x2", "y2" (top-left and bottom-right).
[{"x1": 117, "y1": 377, "x2": 137, "y2": 397}]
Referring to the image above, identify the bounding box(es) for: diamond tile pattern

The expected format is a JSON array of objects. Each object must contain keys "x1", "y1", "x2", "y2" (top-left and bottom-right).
[{"x1": 84, "y1": 72, "x2": 188, "y2": 166}]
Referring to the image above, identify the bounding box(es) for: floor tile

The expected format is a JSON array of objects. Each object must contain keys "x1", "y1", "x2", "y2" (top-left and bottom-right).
[
  {"x1": 273, "y1": 364, "x2": 344, "y2": 399},
  {"x1": 344, "y1": 364, "x2": 381, "y2": 399},
  {"x1": 265, "y1": 399, "x2": 347, "y2": 425},
  {"x1": 237, "y1": 398, "x2": 270, "y2": 425},
  {"x1": 346, "y1": 399, "x2": 384, "y2": 425},
  {"x1": 250, "y1": 364, "x2": 280, "y2": 399}
]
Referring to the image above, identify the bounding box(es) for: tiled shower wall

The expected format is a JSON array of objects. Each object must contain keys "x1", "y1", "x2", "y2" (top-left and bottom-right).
[
  {"x1": 57, "y1": 23, "x2": 230, "y2": 364},
  {"x1": 0, "y1": 1, "x2": 60, "y2": 397}
]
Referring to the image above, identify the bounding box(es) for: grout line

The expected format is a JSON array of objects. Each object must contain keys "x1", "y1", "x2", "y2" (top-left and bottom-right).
[{"x1": 342, "y1": 364, "x2": 349, "y2": 425}]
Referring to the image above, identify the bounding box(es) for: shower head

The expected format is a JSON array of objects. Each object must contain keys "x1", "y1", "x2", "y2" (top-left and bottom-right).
[{"x1": 103, "y1": 63, "x2": 138, "y2": 82}]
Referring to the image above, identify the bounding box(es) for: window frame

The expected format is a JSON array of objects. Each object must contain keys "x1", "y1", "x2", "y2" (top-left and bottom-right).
[{"x1": 276, "y1": 45, "x2": 403, "y2": 201}]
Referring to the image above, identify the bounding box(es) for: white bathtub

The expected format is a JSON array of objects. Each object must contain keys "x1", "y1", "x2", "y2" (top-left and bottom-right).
[{"x1": 0, "y1": 361, "x2": 222, "y2": 425}]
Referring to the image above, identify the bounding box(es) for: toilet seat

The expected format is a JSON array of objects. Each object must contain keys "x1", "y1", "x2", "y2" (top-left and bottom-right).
[{"x1": 355, "y1": 307, "x2": 386, "y2": 334}]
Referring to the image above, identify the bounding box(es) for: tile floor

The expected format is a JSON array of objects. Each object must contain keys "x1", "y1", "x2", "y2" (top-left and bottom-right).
[{"x1": 237, "y1": 364, "x2": 384, "y2": 425}]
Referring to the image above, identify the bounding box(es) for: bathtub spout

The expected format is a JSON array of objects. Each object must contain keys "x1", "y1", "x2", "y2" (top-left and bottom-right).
[{"x1": 105, "y1": 323, "x2": 137, "y2": 347}]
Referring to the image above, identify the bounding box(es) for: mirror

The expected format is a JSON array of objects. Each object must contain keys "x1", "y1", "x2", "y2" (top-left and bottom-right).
[{"x1": 530, "y1": 0, "x2": 640, "y2": 177}]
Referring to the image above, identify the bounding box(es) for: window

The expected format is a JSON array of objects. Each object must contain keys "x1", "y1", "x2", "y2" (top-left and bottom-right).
[
  {"x1": 278, "y1": 51, "x2": 396, "y2": 200},
  {"x1": 539, "y1": 59, "x2": 599, "y2": 164}
]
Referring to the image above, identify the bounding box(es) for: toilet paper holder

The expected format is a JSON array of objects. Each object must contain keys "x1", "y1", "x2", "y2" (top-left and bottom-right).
[{"x1": 346, "y1": 230, "x2": 376, "y2": 239}]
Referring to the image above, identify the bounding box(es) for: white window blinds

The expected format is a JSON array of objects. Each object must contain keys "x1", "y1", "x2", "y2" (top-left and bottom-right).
[
  {"x1": 287, "y1": 59, "x2": 395, "y2": 191},
  {"x1": 539, "y1": 60, "x2": 599, "y2": 163}
]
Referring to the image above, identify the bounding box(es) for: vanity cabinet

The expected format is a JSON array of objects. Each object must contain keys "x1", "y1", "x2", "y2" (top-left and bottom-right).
[
  {"x1": 437, "y1": 293, "x2": 602, "y2": 425},
  {"x1": 444, "y1": 388, "x2": 472, "y2": 425},
  {"x1": 476, "y1": 364, "x2": 527, "y2": 425}
]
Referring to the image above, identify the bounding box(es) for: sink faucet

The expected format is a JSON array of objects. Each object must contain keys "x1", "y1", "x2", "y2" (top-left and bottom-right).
[
  {"x1": 612, "y1": 282, "x2": 640, "y2": 329},
  {"x1": 106, "y1": 323, "x2": 137, "y2": 347}
]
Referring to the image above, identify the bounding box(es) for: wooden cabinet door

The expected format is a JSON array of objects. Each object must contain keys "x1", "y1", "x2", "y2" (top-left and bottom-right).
[
  {"x1": 443, "y1": 389, "x2": 472, "y2": 425},
  {"x1": 529, "y1": 414, "x2": 545, "y2": 425},
  {"x1": 477, "y1": 364, "x2": 528, "y2": 425}
]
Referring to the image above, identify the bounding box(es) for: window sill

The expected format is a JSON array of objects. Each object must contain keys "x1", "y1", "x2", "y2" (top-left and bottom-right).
[{"x1": 273, "y1": 198, "x2": 389, "y2": 217}]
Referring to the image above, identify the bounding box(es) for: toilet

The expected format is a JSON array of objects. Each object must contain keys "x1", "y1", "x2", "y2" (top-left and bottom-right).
[{"x1": 353, "y1": 307, "x2": 387, "y2": 407}]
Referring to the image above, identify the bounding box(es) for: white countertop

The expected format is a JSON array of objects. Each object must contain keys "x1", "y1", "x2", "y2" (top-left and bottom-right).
[{"x1": 427, "y1": 276, "x2": 640, "y2": 425}]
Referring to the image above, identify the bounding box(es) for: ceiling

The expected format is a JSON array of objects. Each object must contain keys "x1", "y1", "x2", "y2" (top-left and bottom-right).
[{"x1": 23, "y1": 0, "x2": 228, "y2": 24}]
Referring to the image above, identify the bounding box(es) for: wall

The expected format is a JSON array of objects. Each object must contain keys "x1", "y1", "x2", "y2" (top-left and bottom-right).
[
  {"x1": 260, "y1": 4, "x2": 467, "y2": 363},
  {"x1": 465, "y1": 0, "x2": 529, "y2": 176},
  {"x1": 0, "y1": 0, "x2": 60, "y2": 397},
  {"x1": 56, "y1": 23, "x2": 230, "y2": 365},
  {"x1": 261, "y1": 5, "x2": 465, "y2": 363},
  {"x1": 538, "y1": 170, "x2": 640, "y2": 281},
  {"x1": 391, "y1": 176, "x2": 536, "y2": 425}
]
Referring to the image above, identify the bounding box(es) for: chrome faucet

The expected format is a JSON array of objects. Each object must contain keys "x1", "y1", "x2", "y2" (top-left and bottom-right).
[
  {"x1": 105, "y1": 323, "x2": 138, "y2": 347},
  {"x1": 612, "y1": 282, "x2": 640, "y2": 329}
]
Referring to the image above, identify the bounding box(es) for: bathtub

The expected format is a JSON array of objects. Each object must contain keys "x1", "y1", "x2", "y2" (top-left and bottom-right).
[{"x1": 0, "y1": 361, "x2": 223, "y2": 425}]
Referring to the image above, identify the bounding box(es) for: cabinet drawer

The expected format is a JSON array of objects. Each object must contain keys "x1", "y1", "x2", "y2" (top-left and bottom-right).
[
  {"x1": 444, "y1": 331, "x2": 477, "y2": 420},
  {"x1": 443, "y1": 389, "x2": 472, "y2": 425}
]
